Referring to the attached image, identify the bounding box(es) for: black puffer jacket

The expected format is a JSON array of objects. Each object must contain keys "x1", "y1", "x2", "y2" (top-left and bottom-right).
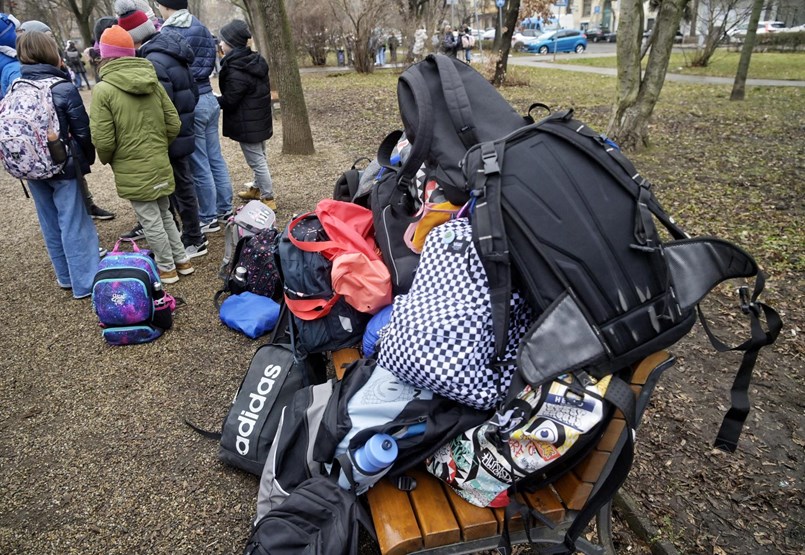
[
  {"x1": 19, "y1": 63, "x2": 94, "y2": 179},
  {"x1": 218, "y1": 47, "x2": 272, "y2": 144},
  {"x1": 139, "y1": 32, "x2": 198, "y2": 159}
]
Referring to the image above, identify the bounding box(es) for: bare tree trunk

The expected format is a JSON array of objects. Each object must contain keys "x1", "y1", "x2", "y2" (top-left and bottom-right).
[
  {"x1": 608, "y1": 0, "x2": 688, "y2": 151},
  {"x1": 492, "y1": 0, "x2": 521, "y2": 86},
  {"x1": 64, "y1": 0, "x2": 97, "y2": 47},
  {"x1": 731, "y1": 0, "x2": 764, "y2": 101},
  {"x1": 242, "y1": 0, "x2": 315, "y2": 155}
]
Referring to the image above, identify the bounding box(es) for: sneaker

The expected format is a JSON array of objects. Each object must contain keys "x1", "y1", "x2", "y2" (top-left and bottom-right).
[
  {"x1": 120, "y1": 223, "x2": 145, "y2": 242},
  {"x1": 73, "y1": 292, "x2": 91, "y2": 300},
  {"x1": 57, "y1": 280, "x2": 72, "y2": 290},
  {"x1": 99, "y1": 246, "x2": 107, "y2": 257},
  {"x1": 217, "y1": 210, "x2": 234, "y2": 223},
  {"x1": 200, "y1": 220, "x2": 221, "y2": 233},
  {"x1": 90, "y1": 204, "x2": 115, "y2": 220},
  {"x1": 159, "y1": 268, "x2": 179, "y2": 284},
  {"x1": 237, "y1": 186, "x2": 261, "y2": 201},
  {"x1": 261, "y1": 197, "x2": 277, "y2": 211},
  {"x1": 185, "y1": 242, "x2": 208, "y2": 259},
  {"x1": 176, "y1": 260, "x2": 195, "y2": 276},
  {"x1": 201, "y1": 233, "x2": 209, "y2": 247}
]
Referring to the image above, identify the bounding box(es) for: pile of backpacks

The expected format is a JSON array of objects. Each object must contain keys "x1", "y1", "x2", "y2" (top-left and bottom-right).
[{"x1": 192, "y1": 55, "x2": 781, "y2": 555}]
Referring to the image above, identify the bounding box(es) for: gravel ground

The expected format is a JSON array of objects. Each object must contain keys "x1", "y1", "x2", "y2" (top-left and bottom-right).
[
  {"x1": 0, "y1": 85, "x2": 353, "y2": 554},
  {"x1": 1, "y1": 66, "x2": 801, "y2": 555}
]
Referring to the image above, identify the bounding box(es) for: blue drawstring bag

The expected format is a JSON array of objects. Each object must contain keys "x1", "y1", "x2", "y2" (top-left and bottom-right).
[
  {"x1": 362, "y1": 304, "x2": 393, "y2": 357},
  {"x1": 219, "y1": 292, "x2": 281, "y2": 339}
]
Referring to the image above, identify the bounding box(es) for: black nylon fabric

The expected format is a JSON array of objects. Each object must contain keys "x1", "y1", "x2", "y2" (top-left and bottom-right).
[
  {"x1": 218, "y1": 342, "x2": 307, "y2": 476},
  {"x1": 397, "y1": 54, "x2": 525, "y2": 204},
  {"x1": 245, "y1": 475, "x2": 363, "y2": 555}
]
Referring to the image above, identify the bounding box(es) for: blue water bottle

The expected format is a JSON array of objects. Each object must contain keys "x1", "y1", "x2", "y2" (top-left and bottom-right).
[{"x1": 338, "y1": 433, "x2": 398, "y2": 492}]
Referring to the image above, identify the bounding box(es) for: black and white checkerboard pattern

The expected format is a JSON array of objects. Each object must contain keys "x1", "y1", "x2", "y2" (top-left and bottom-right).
[{"x1": 379, "y1": 219, "x2": 533, "y2": 410}]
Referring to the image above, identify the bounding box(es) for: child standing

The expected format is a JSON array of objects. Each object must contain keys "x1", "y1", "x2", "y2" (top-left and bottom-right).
[
  {"x1": 217, "y1": 20, "x2": 277, "y2": 211},
  {"x1": 90, "y1": 25, "x2": 193, "y2": 284},
  {"x1": 11, "y1": 30, "x2": 99, "y2": 299}
]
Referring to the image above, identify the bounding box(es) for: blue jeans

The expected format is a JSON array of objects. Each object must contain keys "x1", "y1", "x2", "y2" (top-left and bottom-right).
[
  {"x1": 28, "y1": 177, "x2": 99, "y2": 298},
  {"x1": 190, "y1": 91, "x2": 233, "y2": 223}
]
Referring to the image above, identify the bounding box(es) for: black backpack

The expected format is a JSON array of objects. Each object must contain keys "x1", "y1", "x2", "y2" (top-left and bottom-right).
[
  {"x1": 277, "y1": 215, "x2": 369, "y2": 354},
  {"x1": 391, "y1": 56, "x2": 781, "y2": 454},
  {"x1": 245, "y1": 474, "x2": 372, "y2": 555},
  {"x1": 215, "y1": 227, "x2": 282, "y2": 308},
  {"x1": 460, "y1": 110, "x2": 782, "y2": 453},
  {"x1": 394, "y1": 54, "x2": 526, "y2": 205},
  {"x1": 186, "y1": 306, "x2": 325, "y2": 475},
  {"x1": 332, "y1": 157, "x2": 371, "y2": 207}
]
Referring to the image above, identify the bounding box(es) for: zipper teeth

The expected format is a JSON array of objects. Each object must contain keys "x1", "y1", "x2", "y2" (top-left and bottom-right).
[{"x1": 381, "y1": 206, "x2": 401, "y2": 286}]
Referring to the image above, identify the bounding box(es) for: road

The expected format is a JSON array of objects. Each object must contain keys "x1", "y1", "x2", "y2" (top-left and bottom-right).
[{"x1": 506, "y1": 42, "x2": 805, "y2": 87}]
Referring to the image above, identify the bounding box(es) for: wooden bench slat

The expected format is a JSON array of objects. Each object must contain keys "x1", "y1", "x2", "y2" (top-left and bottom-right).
[
  {"x1": 408, "y1": 469, "x2": 461, "y2": 548},
  {"x1": 553, "y1": 472, "x2": 593, "y2": 511},
  {"x1": 573, "y1": 449, "x2": 611, "y2": 483},
  {"x1": 331, "y1": 347, "x2": 361, "y2": 380},
  {"x1": 597, "y1": 418, "x2": 626, "y2": 452},
  {"x1": 441, "y1": 482, "x2": 500, "y2": 540},
  {"x1": 366, "y1": 479, "x2": 424, "y2": 555},
  {"x1": 522, "y1": 487, "x2": 566, "y2": 524},
  {"x1": 631, "y1": 350, "x2": 670, "y2": 385}
]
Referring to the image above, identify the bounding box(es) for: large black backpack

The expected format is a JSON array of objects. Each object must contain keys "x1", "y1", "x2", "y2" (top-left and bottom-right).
[
  {"x1": 392, "y1": 56, "x2": 781, "y2": 456},
  {"x1": 461, "y1": 110, "x2": 781, "y2": 453}
]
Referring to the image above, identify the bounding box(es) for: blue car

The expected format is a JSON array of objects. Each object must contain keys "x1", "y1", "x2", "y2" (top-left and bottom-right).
[{"x1": 526, "y1": 29, "x2": 588, "y2": 54}]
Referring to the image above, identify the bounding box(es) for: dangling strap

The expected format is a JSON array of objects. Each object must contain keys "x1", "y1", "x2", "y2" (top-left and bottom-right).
[
  {"x1": 698, "y1": 273, "x2": 782, "y2": 452},
  {"x1": 470, "y1": 140, "x2": 511, "y2": 357}
]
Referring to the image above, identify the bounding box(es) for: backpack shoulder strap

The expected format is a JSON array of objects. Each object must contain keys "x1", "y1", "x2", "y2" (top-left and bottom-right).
[{"x1": 431, "y1": 54, "x2": 479, "y2": 149}]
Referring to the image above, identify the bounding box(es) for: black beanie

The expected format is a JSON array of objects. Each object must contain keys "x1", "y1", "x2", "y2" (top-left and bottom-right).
[
  {"x1": 220, "y1": 19, "x2": 251, "y2": 49},
  {"x1": 94, "y1": 16, "x2": 118, "y2": 44},
  {"x1": 156, "y1": 0, "x2": 188, "y2": 9}
]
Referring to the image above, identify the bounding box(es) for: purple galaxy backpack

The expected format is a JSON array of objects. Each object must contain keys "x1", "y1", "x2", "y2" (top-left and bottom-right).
[{"x1": 91, "y1": 240, "x2": 174, "y2": 345}]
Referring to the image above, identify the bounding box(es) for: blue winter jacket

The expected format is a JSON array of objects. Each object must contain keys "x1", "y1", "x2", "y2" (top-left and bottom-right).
[
  {"x1": 139, "y1": 31, "x2": 198, "y2": 159},
  {"x1": 19, "y1": 63, "x2": 94, "y2": 179},
  {"x1": 0, "y1": 51, "x2": 20, "y2": 98},
  {"x1": 161, "y1": 15, "x2": 216, "y2": 95}
]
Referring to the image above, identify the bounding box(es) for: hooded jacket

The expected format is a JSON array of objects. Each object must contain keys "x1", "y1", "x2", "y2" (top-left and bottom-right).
[
  {"x1": 160, "y1": 10, "x2": 216, "y2": 95},
  {"x1": 217, "y1": 46, "x2": 272, "y2": 144},
  {"x1": 18, "y1": 63, "x2": 94, "y2": 179},
  {"x1": 0, "y1": 46, "x2": 20, "y2": 98},
  {"x1": 138, "y1": 31, "x2": 198, "y2": 159},
  {"x1": 90, "y1": 57, "x2": 181, "y2": 201}
]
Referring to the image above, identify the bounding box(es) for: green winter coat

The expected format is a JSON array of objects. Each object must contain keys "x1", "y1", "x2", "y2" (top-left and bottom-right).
[{"x1": 90, "y1": 57, "x2": 181, "y2": 201}]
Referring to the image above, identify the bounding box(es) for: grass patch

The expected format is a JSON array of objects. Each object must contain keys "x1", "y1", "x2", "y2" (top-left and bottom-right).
[{"x1": 557, "y1": 51, "x2": 805, "y2": 80}]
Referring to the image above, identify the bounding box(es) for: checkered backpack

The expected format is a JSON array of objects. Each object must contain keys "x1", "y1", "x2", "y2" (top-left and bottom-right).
[{"x1": 378, "y1": 219, "x2": 533, "y2": 410}]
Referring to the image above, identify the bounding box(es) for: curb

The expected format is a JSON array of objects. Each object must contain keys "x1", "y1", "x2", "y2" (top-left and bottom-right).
[{"x1": 613, "y1": 491, "x2": 680, "y2": 555}]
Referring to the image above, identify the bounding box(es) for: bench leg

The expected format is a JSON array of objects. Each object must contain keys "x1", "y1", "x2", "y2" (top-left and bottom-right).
[{"x1": 595, "y1": 500, "x2": 617, "y2": 555}]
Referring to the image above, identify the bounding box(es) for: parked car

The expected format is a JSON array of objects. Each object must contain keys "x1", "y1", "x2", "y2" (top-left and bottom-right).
[
  {"x1": 481, "y1": 28, "x2": 496, "y2": 40},
  {"x1": 642, "y1": 28, "x2": 684, "y2": 42},
  {"x1": 526, "y1": 29, "x2": 588, "y2": 54},
  {"x1": 727, "y1": 20, "x2": 786, "y2": 39},
  {"x1": 512, "y1": 29, "x2": 542, "y2": 51},
  {"x1": 586, "y1": 26, "x2": 615, "y2": 43}
]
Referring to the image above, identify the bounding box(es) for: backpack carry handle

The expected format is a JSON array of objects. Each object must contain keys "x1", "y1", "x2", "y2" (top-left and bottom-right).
[{"x1": 111, "y1": 237, "x2": 142, "y2": 253}]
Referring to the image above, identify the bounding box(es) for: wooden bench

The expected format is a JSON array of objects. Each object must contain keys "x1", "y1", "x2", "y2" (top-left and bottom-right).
[{"x1": 330, "y1": 349, "x2": 675, "y2": 555}]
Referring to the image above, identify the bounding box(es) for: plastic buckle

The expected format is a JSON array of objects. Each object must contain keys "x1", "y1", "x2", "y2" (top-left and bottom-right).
[
  {"x1": 482, "y1": 149, "x2": 500, "y2": 175},
  {"x1": 738, "y1": 285, "x2": 759, "y2": 316}
]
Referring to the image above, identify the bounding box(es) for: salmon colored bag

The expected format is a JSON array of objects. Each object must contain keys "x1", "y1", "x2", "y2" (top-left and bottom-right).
[{"x1": 287, "y1": 199, "x2": 392, "y2": 315}]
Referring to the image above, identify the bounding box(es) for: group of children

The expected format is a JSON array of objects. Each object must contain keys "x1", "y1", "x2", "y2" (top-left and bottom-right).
[{"x1": 0, "y1": 2, "x2": 276, "y2": 294}]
